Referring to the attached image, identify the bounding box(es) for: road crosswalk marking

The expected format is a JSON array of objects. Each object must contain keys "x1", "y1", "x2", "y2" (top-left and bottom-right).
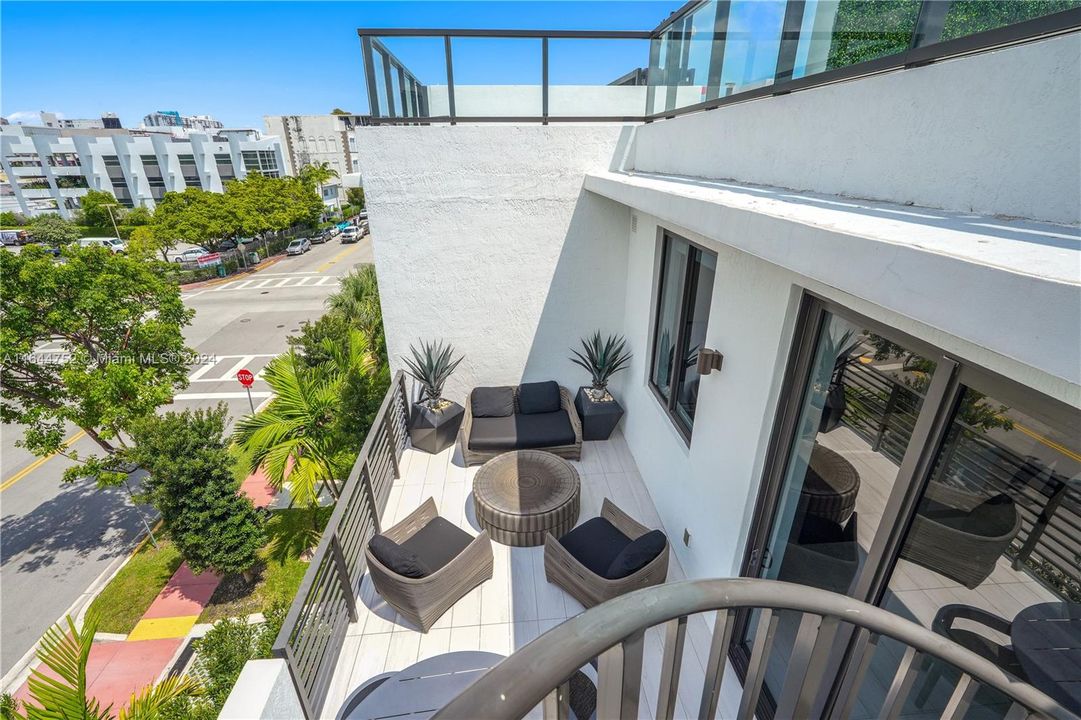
[
  {"x1": 209, "y1": 275, "x2": 338, "y2": 293},
  {"x1": 186, "y1": 353, "x2": 278, "y2": 383}
]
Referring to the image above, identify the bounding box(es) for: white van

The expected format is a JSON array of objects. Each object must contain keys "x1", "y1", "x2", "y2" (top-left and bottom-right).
[{"x1": 79, "y1": 237, "x2": 127, "y2": 254}]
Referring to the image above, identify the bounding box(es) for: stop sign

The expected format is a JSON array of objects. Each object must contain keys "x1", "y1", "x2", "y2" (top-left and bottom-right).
[{"x1": 237, "y1": 369, "x2": 255, "y2": 387}]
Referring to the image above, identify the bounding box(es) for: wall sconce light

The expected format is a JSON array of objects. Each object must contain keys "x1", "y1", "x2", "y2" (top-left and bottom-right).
[{"x1": 697, "y1": 348, "x2": 724, "y2": 375}]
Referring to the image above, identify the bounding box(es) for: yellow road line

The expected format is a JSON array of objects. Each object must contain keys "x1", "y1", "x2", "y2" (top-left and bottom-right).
[
  {"x1": 1013, "y1": 422, "x2": 1081, "y2": 463},
  {"x1": 317, "y1": 244, "x2": 360, "y2": 273},
  {"x1": 0, "y1": 429, "x2": 87, "y2": 492}
]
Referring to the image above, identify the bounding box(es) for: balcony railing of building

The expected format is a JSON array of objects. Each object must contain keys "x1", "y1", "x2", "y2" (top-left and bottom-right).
[
  {"x1": 435, "y1": 579, "x2": 1076, "y2": 720},
  {"x1": 271, "y1": 371, "x2": 410, "y2": 719},
  {"x1": 358, "y1": 1, "x2": 1081, "y2": 124}
]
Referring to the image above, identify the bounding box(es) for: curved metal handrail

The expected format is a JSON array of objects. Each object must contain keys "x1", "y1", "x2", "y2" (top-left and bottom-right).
[{"x1": 434, "y1": 578, "x2": 1077, "y2": 720}]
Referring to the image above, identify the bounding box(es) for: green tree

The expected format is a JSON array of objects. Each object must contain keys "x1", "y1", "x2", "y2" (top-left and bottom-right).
[
  {"x1": 27, "y1": 214, "x2": 80, "y2": 245},
  {"x1": 127, "y1": 406, "x2": 265, "y2": 575},
  {"x1": 330, "y1": 108, "x2": 351, "y2": 115},
  {"x1": 326, "y1": 265, "x2": 384, "y2": 355},
  {"x1": 0, "y1": 211, "x2": 26, "y2": 227},
  {"x1": 298, "y1": 161, "x2": 338, "y2": 190},
  {"x1": 77, "y1": 189, "x2": 121, "y2": 228},
  {"x1": 346, "y1": 187, "x2": 365, "y2": 210},
  {"x1": 152, "y1": 188, "x2": 233, "y2": 254},
  {"x1": 227, "y1": 173, "x2": 321, "y2": 238},
  {"x1": 123, "y1": 205, "x2": 153, "y2": 226},
  {"x1": 126, "y1": 225, "x2": 165, "y2": 261},
  {"x1": 0, "y1": 245, "x2": 194, "y2": 484},
  {"x1": 7, "y1": 612, "x2": 199, "y2": 720},
  {"x1": 234, "y1": 337, "x2": 375, "y2": 506}
]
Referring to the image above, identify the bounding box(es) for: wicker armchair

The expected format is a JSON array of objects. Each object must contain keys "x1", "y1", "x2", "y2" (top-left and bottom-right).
[
  {"x1": 544, "y1": 498, "x2": 669, "y2": 608},
  {"x1": 900, "y1": 483, "x2": 1021, "y2": 590},
  {"x1": 458, "y1": 385, "x2": 583, "y2": 466},
  {"x1": 365, "y1": 497, "x2": 493, "y2": 632}
]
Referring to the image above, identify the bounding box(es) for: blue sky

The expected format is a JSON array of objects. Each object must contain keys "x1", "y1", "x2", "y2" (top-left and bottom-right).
[{"x1": 1, "y1": 1, "x2": 683, "y2": 129}]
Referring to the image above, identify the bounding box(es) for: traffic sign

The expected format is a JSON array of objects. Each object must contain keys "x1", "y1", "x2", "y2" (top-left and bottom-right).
[{"x1": 237, "y1": 369, "x2": 255, "y2": 387}]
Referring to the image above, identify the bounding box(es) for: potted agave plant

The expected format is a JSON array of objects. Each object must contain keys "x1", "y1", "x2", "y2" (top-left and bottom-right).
[
  {"x1": 570, "y1": 332, "x2": 632, "y2": 440},
  {"x1": 403, "y1": 340, "x2": 465, "y2": 454}
]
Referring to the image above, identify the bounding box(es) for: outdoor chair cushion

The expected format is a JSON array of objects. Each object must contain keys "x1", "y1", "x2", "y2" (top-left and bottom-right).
[
  {"x1": 368, "y1": 535, "x2": 431, "y2": 579},
  {"x1": 518, "y1": 381, "x2": 561, "y2": 415},
  {"x1": 557, "y1": 517, "x2": 631, "y2": 577},
  {"x1": 471, "y1": 386, "x2": 515, "y2": 418},
  {"x1": 962, "y1": 494, "x2": 1016, "y2": 536},
  {"x1": 605, "y1": 529, "x2": 667, "y2": 580},
  {"x1": 469, "y1": 411, "x2": 576, "y2": 452},
  {"x1": 400, "y1": 516, "x2": 475, "y2": 573}
]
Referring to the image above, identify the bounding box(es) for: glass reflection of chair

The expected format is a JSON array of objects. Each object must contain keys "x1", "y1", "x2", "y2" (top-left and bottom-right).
[
  {"x1": 915, "y1": 604, "x2": 1025, "y2": 707},
  {"x1": 900, "y1": 483, "x2": 1021, "y2": 589}
]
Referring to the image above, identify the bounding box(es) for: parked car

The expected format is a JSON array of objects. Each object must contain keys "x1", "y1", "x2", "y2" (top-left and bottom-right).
[
  {"x1": 340, "y1": 226, "x2": 360, "y2": 244},
  {"x1": 171, "y1": 247, "x2": 209, "y2": 263},
  {"x1": 218, "y1": 238, "x2": 240, "y2": 251},
  {"x1": 286, "y1": 238, "x2": 312, "y2": 255},
  {"x1": 27, "y1": 240, "x2": 61, "y2": 257},
  {"x1": 79, "y1": 237, "x2": 127, "y2": 254},
  {"x1": 311, "y1": 230, "x2": 331, "y2": 245},
  {"x1": 0, "y1": 229, "x2": 29, "y2": 246}
]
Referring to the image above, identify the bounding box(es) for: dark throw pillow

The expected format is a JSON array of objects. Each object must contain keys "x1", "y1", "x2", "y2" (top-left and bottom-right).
[
  {"x1": 368, "y1": 534, "x2": 431, "y2": 578},
  {"x1": 471, "y1": 386, "x2": 515, "y2": 418},
  {"x1": 518, "y1": 381, "x2": 561, "y2": 415},
  {"x1": 605, "y1": 530, "x2": 667, "y2": 580}
]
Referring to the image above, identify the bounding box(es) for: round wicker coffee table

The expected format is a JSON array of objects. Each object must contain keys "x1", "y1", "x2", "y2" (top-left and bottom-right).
[{"x1": 472, "y1": 450, "x2": 580, "y2": 547}]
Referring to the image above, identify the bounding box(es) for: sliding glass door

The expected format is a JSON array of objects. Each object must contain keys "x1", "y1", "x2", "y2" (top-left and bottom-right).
[{"x1": 737, "y1": 295, "x2": 1081, "y2": 719}]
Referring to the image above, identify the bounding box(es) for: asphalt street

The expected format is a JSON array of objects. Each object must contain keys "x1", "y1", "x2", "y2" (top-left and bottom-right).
[{"x1": 0, "y1": 235, "x2": 372, "y2": 679}]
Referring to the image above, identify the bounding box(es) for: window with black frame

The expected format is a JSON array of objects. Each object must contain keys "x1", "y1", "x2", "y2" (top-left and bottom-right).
[{"x1": 650, "y1": 232, "x2": 717, "y2": 438}]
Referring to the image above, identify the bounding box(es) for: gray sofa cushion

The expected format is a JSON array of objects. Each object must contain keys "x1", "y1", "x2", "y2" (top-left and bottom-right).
[
  {"x1": 469, "y1": 410, "x2": 576, "y2": 452},
  {"x1": 518, "y1": 381, "x2": 561, "y2": 414},
  {"x1": 471, "y1": 386, "x2": 515, "y2": 418}
]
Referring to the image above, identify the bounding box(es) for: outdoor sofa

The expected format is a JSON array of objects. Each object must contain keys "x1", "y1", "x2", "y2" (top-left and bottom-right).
[{"x1": 458, "y1": 381, "x2": 583, "y2": 466}]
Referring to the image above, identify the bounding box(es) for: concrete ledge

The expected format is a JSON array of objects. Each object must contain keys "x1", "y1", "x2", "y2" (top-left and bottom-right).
[{"x1": 220, "y1": 659, "x2": 304, "y2": 720}]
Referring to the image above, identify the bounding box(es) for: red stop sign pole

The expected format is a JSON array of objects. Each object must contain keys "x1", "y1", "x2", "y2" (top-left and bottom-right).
[{"x1": 237, "y1": 369, "x2": 256, "y2": 412}]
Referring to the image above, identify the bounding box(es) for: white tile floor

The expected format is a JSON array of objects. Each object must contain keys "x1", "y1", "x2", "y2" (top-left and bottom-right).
[{"x1": 321, "y1": 432, "x2": 744, "y2": 719}]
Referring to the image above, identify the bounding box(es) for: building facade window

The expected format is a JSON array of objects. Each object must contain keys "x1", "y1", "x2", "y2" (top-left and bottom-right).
[
  {"x1": 102, "y1": 155, "x2": 122, "y2": 167},
  {"x1": 649, "y1": 231, "x2": 717, "y2": 439}
]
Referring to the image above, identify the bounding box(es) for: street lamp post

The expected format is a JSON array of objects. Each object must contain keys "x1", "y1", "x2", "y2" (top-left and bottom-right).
[{"x1": 103, "y1": 203, "x2": 122, "y2": 239}]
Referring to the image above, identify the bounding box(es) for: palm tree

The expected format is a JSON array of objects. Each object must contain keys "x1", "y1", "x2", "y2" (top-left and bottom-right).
[
  {"x1": 233, "y1": 331, "x2": 376, "y2": 506},
  {"x1": 6, "y1": 612, "x2": 199, "y2": 719},
  {"x1": 326, "y1": 265, "x2": 384, "y2": 356},
  {"x1": 298, "y1": 162, "x2": 340, "y2": 215}
]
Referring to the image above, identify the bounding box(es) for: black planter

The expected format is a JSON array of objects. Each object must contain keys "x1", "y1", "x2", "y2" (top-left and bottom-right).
[
  {"x1": 574, "y1": 387, "x2": 625, "y2": 441},
  {"x1": 408, "y1": 401, "x2": 465, "y2": 454}
]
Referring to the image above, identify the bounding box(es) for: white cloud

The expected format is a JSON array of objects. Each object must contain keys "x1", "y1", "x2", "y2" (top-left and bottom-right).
[{"x1": 6, "y1": 111, "x2": 43, "y2": 124}]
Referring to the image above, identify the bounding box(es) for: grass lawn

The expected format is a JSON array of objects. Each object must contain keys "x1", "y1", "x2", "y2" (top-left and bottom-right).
[
  {"x1": 199, "y1": 506, "x2": 332, "y2": 623},
  {"x1": 86, "y1": 535, "x2": 182, "y2": 634}
]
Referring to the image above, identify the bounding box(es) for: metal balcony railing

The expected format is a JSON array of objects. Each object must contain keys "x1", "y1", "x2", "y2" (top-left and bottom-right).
[
  {"x1": 358, "y1": 2, "x2": 1081, "y2": 124},
  {"x1": 434, "y1": 579, "x2": 1077, "y2": 720},
  {"x1": 272, "y1": 371, "x2": 410, "y2": 719}
]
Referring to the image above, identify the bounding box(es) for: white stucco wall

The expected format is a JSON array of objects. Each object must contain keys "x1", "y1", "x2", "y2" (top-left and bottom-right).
[
  {"x1": 355, "y1": 124, "x2": 636, "y2": 401},
  {"x1": 425, "y1": 85, "x2": 702, "y2": 118},
  {"x1": 220, "y1": 659, "x2": 305, "y2": 720},
  {"x1": 630, "y1": 33, "x2": 1081, "y2": 225}
]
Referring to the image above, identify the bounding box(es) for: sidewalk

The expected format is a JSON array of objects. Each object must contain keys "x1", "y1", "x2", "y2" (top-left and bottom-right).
[{"x1": 13, "y1": 470, "x2": 277, "y2": 712}]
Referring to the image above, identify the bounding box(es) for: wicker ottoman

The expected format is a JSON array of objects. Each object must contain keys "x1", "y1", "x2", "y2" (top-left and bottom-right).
[
  {"x1": 799, "y1": 443, "x2": 861, "y2": 524},
  {"x1": 473, "y1": 450, "x2": 580, "y2": 547}
]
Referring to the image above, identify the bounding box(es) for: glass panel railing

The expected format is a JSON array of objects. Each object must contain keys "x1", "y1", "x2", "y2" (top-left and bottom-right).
[
  {"x1": 447, "y1": 37, "x2": 543, "y2": 117},
  {"x1": 938, "y1": 0, "x2": 1081, "y2": 41},
  {"x1": 359, "y1": 2, "x2": 1080, "y2": 122},
  {"x1": 547, "y1": 38, "x2": 651, "y2": 117}
]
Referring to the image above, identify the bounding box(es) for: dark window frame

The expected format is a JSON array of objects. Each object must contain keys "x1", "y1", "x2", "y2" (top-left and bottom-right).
[{"x1": 648, "y1": 229, "x2": 716, "y2": 443}]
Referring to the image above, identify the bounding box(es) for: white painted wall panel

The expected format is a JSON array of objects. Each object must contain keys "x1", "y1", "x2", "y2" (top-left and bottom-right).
[{"x1": 631, "y1": 33, "x2": 1081, "y2": 225}]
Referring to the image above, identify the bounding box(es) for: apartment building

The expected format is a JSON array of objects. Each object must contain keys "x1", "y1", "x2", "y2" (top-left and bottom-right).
[
  {"x1": 141, "y1": 110, "x2": 224, "y2": 133},
  {"x1": 0, "y1": 125, "x2": 284, "y2": 218},
  {"x1": 228, "y1": 4, "x2": 1080, "y2": 719},
  {"x1": 263, "y1": 113, "x2": 354, "y2": 177},
  {"x1": 39, "y1": 111, "x2": 122, "y2": 130}
]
